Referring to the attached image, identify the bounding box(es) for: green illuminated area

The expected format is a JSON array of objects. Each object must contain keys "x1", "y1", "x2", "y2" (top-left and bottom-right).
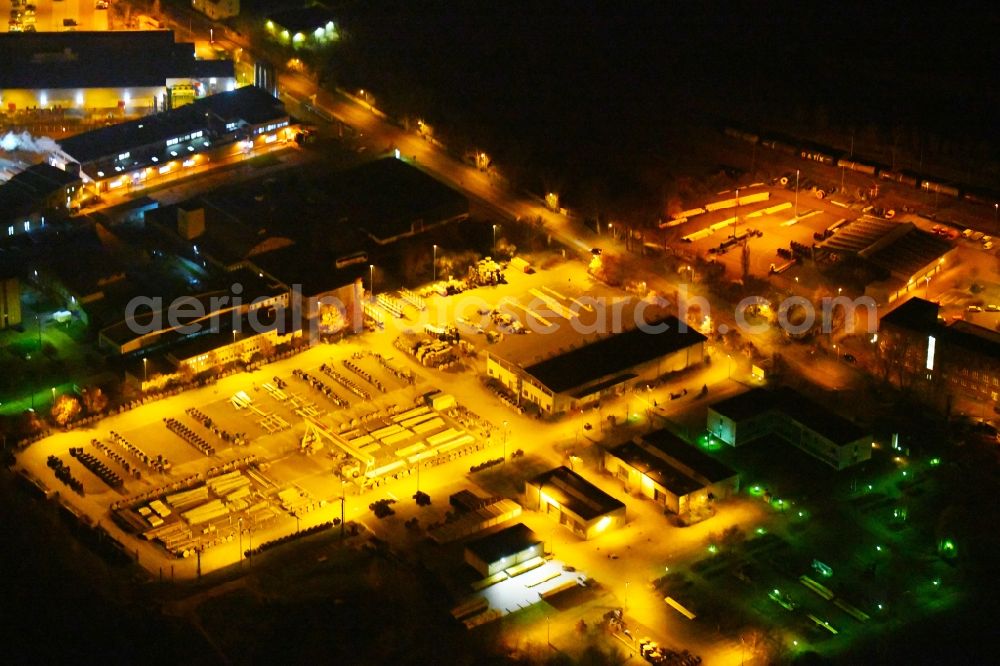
[{"x1": 650, "y1": 423, "x2": 985, "y2": 663}]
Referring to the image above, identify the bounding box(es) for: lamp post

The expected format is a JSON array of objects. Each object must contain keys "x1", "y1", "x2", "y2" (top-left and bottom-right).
[
  {"x1": 369, "y1": 264, "x2": 375, "y2": 302},
  {"x1": 432, "y1": 244, "x2": 438, "y2": 281},
  {"x1": 794, "y1": 169, "x2": 800, "y2": 217},
  {"x1": 727, "y1": 354, "x2": 732, "y2": 379},
  {"x1": 625, "y1": 580, "x2": 630, "y2": 610},
  {"x1": 340, "y1": 480, "x2": 346, "y2": 539},
  {"x1": 238, "y1": 516, "x2": 243, "y2": 566},
  {"x1": 492, "y1": 224, "x2": 498, "y2": 255},
  {"x1": 50, "y1": 387, "x2": 56, "y2": 405},
  {"x1": 502, "y1": 420, "x2": 509, "y2": 463},
  {"x1": 142, "y1": 357, "x2": 148, "y2": 384}
]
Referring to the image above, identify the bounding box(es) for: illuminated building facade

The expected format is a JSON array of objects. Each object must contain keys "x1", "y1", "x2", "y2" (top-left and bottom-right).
[
  {"x1": 463, "y1": 523, "x2": 543, "y2": 578},
  {"x1": 0, "y1": 31, "x2": 235, "y2": 118},
  {"x1": 525, "y1": 466, "x2": 626, "y2": 540},
  {"x1": 0, "y1": 163, "x2": 83, "y2": 236},
  {"x1": 604, "y1": 429, "x2": 738, "y2": 517},
  {"x1": 56, "y1": 86, "x2": 290, "y2": 196}
]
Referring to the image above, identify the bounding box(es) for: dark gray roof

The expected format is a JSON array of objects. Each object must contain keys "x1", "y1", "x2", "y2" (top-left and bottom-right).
[
  {"x1": 0, "y1": 31, "x2": 196, "y2": 89},
  {"x1": 640, "y1": 429, "x2": 737, "y2": 484},
  {"x1": 334, "y1": 158, "x2": 469, "y2": 243},
  {"x1": 0, "y1": 164, "x2": 79, "y2": 221},
  {"x1": 880, "y1": 296, "x2": 940, "y2": 333},
  {"x1": 607, "y1": 442, "x2": 702, "y2": 495},
  {"x1": 524, "y1": 316, "x2": 705, "y2": 394},
  {"x1": 942, "y1": 321, "x2": 1000, "y2": 362},
  {"x1": 464, "y1": 523, "x2": 541, "y2": 564},
  {"x1": 707, "y1": 387, "x2": 775, "y2": 422},
  {"x1": 60, "y1": 86, "x2": 286, "y2": 165},
  {"x1": 710, "y1": 387, "x2": 867, "y2": 446},
  {"x1": 528, "y1": 466, "x2": 624, "y2": 521}
]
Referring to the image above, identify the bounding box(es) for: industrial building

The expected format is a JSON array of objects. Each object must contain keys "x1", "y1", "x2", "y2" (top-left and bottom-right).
[
  {"x1": 880, "y1": 296, "x2": 1000, "y2": 404},
  {"x1": 487, "y1": 315, "x2": 706, "y2": 414},
  {"x1": 55, "y1": 85, "x2": 290, "y2": 195},
  {"x1": 604, "y1": 429, "x2": 738, "y2": 518},
  {"x1": 816, "y1": 215, "x2": 953, "y2": 305},
  {"x1": 525, "y1": 466, "x2": 626, "y2": 540},
  {"x1": 0, "y1": 31, "x2": 234, "y2": 117},
  {"x1": 463, "y1": 523, "x2": 544, "y2": 578},
  {"x1": 707, "y1": 387, "x2": 873, "y2": 470},
  {"x1": 0, "y1": 163, "x2": 83, "y2": 236},
  {"x1": 155, "y1": 157, "x2": 469, "y2": 340}
]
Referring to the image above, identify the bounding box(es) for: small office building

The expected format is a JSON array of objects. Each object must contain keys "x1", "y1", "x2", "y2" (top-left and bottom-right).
[
  {"x1": 707, "y1": 387, "x2": 873, "y2": 470},
  {"x1": 604, "y1": 429, "x2": 738, "y2": 517},
  {"x1": 525, "y1": 466, "x2": 626, "y2": 540},
  {"x1": 463, "y1": 523, "x2": 544, "y2": 578}
]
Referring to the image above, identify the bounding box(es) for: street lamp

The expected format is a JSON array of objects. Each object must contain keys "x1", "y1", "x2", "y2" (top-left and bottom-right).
[
  {"x1": 142, "y1": 357, "x2": 148, "y2": 383},
  {"x1": 492, "y1": 224, "x2": 498, "y2": 255},
  {"x1": 432, "y1": 244, "x2": 438, "y2": 281},
  {"x1": 238, "y1": 516, "x2": 244, "y2": 565},
  {"x1": 502, "y1": 420, "x2": 509, "y2": 463},
  {"x1": 727, "y1": 354, "x2": 732, "y2": 379},
  {"x1": 369, "y1": 264, "x2": 375, "y2": 302},
  {"x1": 50, "y1": 387, "x2": 56, "y2": 403},
  {"x1": 794, "y1": 169, "x2": 800, "y2": 217}
]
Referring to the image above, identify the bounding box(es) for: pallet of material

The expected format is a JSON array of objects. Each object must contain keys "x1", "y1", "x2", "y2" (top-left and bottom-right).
[
  {"x1": 438, "y1": 434, "x2": 475, "y2": 453},
  {"x1": 393, "y1": 406, "x2": 429, "y2": 423},
  {"x1": 149, "y1": 499, "x2": 172, "y2": 517},
  {"x1": 507, "y1": 556, "x2": 546, "y2": 579},
  {"x1": 451, "y1": 596, "x2": 489, "y2": 621},
  {"x1": 246, "y1": 469, "x2": 276, "y2": 489},
  {"x1": 463, "y1": 608, "x2": 501, "y2": 629},
  {"x1": 412, "y1": 417, "x2": 446, "y2": 434},
  {"x1": 224, "y1": 486, "x2": 252, "y2": 504},
  {"x1": 407, "y1": 449, "x2": 437, "y2": 464},
  {"x1": 166, "y1": 486, "x2": 210, "y2": 509},
  {"x1": 400, "y1": 413, "x2": 436, "y2": 429},
  {"x1": 523, "y1": 569, "x2": 559, "y2": 588},
  {"x1": 382, "y1": 429, "x2": 414, "y2": 446},
  {"x1": 471, "y1": 571, "x2": 509, "y2": 591},
  {"x1": 427, "y1": 428, "x2": 462, "y2": 447},
  {"x1": 538, "y1": 578, "x2": 579, "y2": 599},
  {"x1": 359, "y1": 441, "x2": 381, "y2": 454},
  {"x1": 395, "y1": 442, "x2": 427, "y2": 458},
  {"x1": 349, "y1": 434, "x2": 375, "y2": 448},
  {"x1": 366, "y1": 460, "x2": 405, "y2": 478},
  {"x1": 182, "y1": 499, "x2": 229, "y2": 525},
  {"x1": 371, "y1": 424, "x2": 404, "y2": 440}
]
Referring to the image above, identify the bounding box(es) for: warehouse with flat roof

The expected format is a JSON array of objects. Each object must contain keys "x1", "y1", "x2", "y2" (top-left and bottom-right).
[
  {"x1": 0, "y1": 31, "x2": 234, "y2": 115},
  {"x1": 463, "y1": 523, "x2": 543, "y2": 577},
  {"x1": 487, "y1": 315, "x2": 705, "y2": 414}
]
